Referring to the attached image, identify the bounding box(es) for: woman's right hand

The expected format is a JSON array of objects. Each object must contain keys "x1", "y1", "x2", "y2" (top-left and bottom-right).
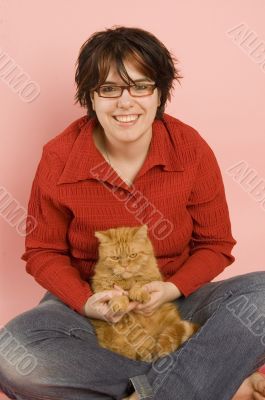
[{"x1": 83, "y1": 288, "x2": 139, "y2": 323}]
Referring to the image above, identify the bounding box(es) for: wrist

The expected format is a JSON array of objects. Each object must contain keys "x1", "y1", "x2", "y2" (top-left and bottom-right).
[
  {"x1": 82, "y1": 297, "x2": 90, "y2": 316},
  {"x1": 165, "y1": 282, "x2": 182, "y2": 301}
]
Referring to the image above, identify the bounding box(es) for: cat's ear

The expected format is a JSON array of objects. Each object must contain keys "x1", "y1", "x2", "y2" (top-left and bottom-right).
[
  {"x1": 95, "y1": 230, "x2": 111, "y2": 243},
  {"x1": 133, "y1": 224, "x2": 148, "y2": 240}
]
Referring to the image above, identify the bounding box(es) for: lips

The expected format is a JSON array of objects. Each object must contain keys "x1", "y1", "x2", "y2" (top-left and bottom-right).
[{"x1": 113, "y1": 114, "x2": 140, "y2": 124}]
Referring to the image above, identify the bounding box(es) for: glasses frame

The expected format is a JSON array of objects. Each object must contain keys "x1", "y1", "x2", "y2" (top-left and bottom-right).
[{"x1": 94, "y1": 83, "x2": 157, "y2": 98}]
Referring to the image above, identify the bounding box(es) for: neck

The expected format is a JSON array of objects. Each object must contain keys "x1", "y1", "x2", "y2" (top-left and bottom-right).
[{"x1": 95, "y1": 123, "x2": 152, "y2": 164}]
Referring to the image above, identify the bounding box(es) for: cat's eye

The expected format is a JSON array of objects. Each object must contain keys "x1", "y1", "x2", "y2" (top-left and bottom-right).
[
  {"x1": 129, "y1": 253, "x2": 137, "y2": 258},
  {"x1": 110, "y1": 256, "x2": 119, "y2": 260}
]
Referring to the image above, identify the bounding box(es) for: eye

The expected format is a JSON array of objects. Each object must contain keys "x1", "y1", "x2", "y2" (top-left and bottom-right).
[
  {"x1": 129, "y1": 253, "x2": 137, "y2": 258},
  {"x1": 134, "y1": 84, "x2": 148, "y2": 90},
  {"x1": 110, "y1": 256, "x2": 119, "y2": 260},
  {"x1": 100, "y1": 86, "x2": 117, "y2": 93}
]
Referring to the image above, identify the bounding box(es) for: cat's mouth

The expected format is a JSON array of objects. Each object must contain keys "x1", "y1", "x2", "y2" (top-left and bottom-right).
[{"x1": 122, "y1": 271, "x2": 133, "y2": 278}]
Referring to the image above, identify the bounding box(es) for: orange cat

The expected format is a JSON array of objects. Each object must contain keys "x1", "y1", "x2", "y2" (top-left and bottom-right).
[{"x1": 89, "y1": 225, "x2": 199, "y2": 362}]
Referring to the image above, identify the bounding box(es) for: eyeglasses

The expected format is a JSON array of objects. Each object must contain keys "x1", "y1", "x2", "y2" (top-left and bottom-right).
[{"x1": 95, "y1": 83, "x2": 157, "y2": 98}]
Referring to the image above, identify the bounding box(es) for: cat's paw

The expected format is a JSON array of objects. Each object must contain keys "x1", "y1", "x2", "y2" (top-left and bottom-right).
[
  {"x1": 109, "y1": 295, "x2": 129, "y2": 313},
  {"x1": 128, "y1": 287, "x2": 151, "y2": 303}
]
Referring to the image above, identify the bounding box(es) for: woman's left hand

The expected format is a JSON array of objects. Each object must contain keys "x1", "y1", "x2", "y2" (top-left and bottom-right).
[{"x1": 133, "y1": 281, "x2": 182, "y2": 315}]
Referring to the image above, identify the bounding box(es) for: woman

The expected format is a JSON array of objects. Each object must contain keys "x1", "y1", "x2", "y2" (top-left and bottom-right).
[{"x1": 0, "y1": 26, "x2": 264, "y2": 400}]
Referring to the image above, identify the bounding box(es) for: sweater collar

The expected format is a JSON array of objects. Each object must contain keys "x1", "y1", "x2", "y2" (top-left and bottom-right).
[{"x1": 56, "y1": 113, "x2": 184, "y2": 189}]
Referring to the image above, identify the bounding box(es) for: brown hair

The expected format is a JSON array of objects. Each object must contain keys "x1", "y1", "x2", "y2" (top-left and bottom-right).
[{"x1": 74, "y1": 26, "x2": 182, "y2": 120}]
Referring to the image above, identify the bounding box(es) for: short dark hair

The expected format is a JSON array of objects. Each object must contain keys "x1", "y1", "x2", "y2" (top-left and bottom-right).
[{"x1": 74, "y1": 26, "x2": 182, "y2": 120}]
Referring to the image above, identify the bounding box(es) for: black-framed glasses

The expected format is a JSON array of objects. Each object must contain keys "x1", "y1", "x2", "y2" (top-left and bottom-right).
[{"x1": 95, "y1": 83, "x2": 157, "y2": 98}]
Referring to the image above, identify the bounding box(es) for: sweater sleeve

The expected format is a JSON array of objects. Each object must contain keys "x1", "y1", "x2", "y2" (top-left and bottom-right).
[
  {"x1": 20, "y1": 148, "x2": 93, "y2": 314},
  {"x1": 165, "y1": 138, "x2": 237, "y2": 296}
]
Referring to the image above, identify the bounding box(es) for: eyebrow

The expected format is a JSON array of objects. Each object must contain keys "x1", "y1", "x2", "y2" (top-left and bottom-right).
[{"x1": 103, "y1": 78, "x2": 153, "y2": 84}]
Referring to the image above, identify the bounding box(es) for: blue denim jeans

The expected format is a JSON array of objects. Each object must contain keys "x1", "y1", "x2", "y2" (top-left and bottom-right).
[{"x1": 0, "y1": 271, "x2": 265, "y2": 400}]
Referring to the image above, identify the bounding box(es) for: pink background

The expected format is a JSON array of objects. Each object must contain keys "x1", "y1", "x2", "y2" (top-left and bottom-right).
[{"x1": 0, "y1": 0, "x2": 264, "y2": 326}]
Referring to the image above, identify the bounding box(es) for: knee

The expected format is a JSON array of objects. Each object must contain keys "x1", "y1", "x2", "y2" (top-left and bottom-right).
[
  {"x1": 241, "y1": 271, "x2": 265, "y2": 296},
  {"x1": 244, "y1": 271, "x2": 265, "y2": 285},
  {"x1": 224, "y1": 271, "x2": 265, "y2": 295},
  {"x1": 225, "y1": 273, "x2": 265, "y2": 332}
]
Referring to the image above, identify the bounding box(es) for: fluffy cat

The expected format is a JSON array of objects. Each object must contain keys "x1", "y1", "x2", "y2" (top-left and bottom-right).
[{"x1": 89, "y1": 224, "x2": 199, "y2": 362}]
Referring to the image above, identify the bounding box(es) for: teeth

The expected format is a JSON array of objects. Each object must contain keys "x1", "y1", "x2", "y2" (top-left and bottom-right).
[{"x1": 114, "y1": 115, "x2": 139, "y2": 122}]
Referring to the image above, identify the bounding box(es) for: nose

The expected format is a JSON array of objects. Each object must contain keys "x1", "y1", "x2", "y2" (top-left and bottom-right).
[
  {"x1": 121, "y1": 258, "x2": 128, "y2": 268},
  {"x1": 117, "y1": 87, "x2": 135, "y2": 108}
]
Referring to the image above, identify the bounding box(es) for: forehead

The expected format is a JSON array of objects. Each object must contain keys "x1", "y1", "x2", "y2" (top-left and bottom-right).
[{"x1": 105, "y1": 60, "x2": 151, "y2": 83}]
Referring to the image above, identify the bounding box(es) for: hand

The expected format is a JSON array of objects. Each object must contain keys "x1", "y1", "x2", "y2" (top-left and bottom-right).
[
  {"x1": 133, "y1": 281, "x2": 181, "y2": 315},
  {"x1": 83, "y1": 287, "x2": 138, "y2": 323}
]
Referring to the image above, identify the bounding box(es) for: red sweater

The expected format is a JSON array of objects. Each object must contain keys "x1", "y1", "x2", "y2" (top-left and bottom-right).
[{"x1": 21, "y1": 113, "x2": 236, "y2": 315}]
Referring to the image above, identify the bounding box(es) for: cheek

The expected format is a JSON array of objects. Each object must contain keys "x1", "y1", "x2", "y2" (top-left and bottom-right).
[
  {"x1": 104, "y1": 258, "x2": 118, "y2": 268},
  {"x1": 129, "y1": 257, "x2": 140, "y2": 266},
  {"x1": 93, "y1": 100, "x2": 114, "y2": 119},
  {"x1": 140, "y1": 101, "x2": 159, "y2": 121}
]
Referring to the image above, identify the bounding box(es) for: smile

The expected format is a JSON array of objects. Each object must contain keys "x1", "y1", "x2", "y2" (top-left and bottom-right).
[{"x1": 113, "y1": 114, "x2": 140, "y2": 123}]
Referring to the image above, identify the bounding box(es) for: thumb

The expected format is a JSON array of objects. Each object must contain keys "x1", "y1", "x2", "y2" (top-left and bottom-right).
[
  {"x1": 114, "y1": 285, "x2": 127, "y2": 294},
  {"x1": 93, "y1": 291, "x2": 114, "y2": 303},
  {"x1": 127, "y1": 301, "x2": 139, "y2": 312}
]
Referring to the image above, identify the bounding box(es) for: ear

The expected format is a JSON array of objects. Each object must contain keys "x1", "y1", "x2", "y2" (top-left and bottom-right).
[
  {"x1": 133, "y1": 224, "x2": 148, "y2": 240},
  {"x1": 95, "y1": 230, "x2": 111, "y2": 243}
]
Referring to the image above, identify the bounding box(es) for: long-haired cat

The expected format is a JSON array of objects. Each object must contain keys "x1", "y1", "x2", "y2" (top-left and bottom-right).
[{"x1": 89, "y1": 224, "x2": 199, "y2": 362}]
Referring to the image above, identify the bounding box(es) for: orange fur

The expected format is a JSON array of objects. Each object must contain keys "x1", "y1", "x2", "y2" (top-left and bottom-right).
[{"x1": 89, "y1": 225, "x2": 199, "y2": 362}]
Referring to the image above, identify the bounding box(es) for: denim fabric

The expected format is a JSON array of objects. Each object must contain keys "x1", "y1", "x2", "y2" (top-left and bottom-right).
[{"x1": 0, "y1": 271, "x2": 265, "y2": 400}]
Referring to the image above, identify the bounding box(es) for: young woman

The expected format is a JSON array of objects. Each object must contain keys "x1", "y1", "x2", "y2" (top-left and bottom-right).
[{"x1": 0, "y1": 26, "x2": 264, "y2": 400}]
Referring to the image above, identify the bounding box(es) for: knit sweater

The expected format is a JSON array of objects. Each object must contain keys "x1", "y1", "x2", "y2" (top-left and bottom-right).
[{"x1": 21, "y1": 113, "x2": 237, "y2": 315}]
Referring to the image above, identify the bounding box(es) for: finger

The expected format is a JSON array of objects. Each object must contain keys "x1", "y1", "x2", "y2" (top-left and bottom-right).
[
  {"x1": 254, "y1": 375, "x2": 265, "y2": 396},
  {"x1": 134, "y1": 303, "x2": 150, "y2": 310},
  {"x1": 143, "y1": 282, "x2": 160, "y2": 292},
  {"x1": 94, "y1": 302, "x2": 108, "y2": 313},
  {"x1": 253, "y1": 390, "x2": 265, "y2": 400},
  {"x1": 126, "y1": 303, "x2": 138, "y2": 312},
  {"x1": 93, "y1": 291, "x2": 113, "y2": 303},
  {"x1": 114, "y1": 284, "x2": 125, "y2": 292},
  {"x1": 108, "y1": 311, "x2": 125, "y2": 323},
  {"x1": 110, "y1": 316, "x2": 122, "y2": 323},
  {"x1": 142, "y1": 283, "x2": 152, "y2": 292},
  {"x1": 97, "y1": 289, "x2": 123, "y2": 303},
  {"x1": 134, "y1": 300, "x2": 156, "y2": 310}
]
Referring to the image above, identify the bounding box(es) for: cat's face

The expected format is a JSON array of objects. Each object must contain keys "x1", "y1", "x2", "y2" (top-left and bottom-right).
[{"x1": 95, "y1": 225, "x2": 153, "y2": 279}]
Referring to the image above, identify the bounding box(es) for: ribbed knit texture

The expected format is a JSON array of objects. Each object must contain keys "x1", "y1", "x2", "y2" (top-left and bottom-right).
[{"x1": 21, "y1": 113, "x2": 236, "y2": 314}]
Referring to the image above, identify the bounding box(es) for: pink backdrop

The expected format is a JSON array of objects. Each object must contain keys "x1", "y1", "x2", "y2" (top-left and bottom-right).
[{"x1": 0, "y1": 0, "x2": 264, "y2": 326}]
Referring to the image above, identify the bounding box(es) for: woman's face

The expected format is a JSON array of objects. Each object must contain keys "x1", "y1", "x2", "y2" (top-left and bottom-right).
[{"x1": 90, "y1": 60, "x2": 161, "y2": 145}]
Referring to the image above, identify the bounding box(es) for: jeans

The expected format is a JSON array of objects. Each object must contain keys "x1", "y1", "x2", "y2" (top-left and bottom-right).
[{"x1": 0, "y1": 271, "x2": 265, "y2": 400}]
